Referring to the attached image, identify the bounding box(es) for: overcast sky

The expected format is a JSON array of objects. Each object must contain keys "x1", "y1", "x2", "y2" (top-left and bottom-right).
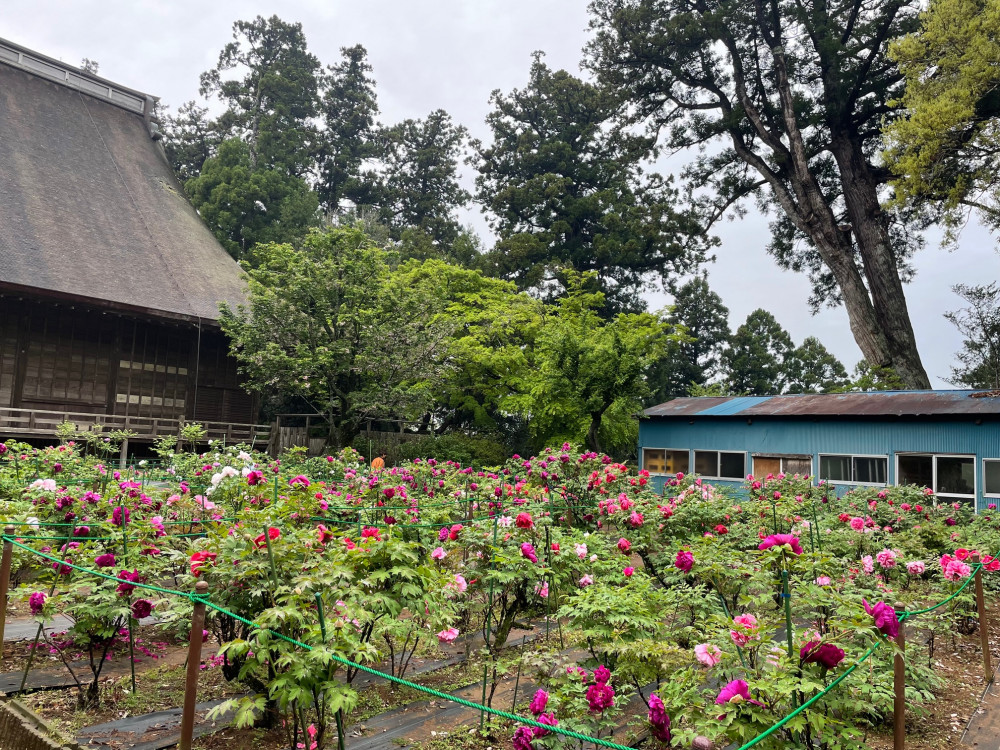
[{"x1": 5, "y1": 1, "x2": 998, "y2": 388}]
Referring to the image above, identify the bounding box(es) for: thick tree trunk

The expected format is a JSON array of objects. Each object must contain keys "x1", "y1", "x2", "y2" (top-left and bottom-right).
[
  {"x1": 587, "y1": 412, "x2": 603, "y2": 454},
  {"x1": 830, "y1": 135, "x2": 931, "y2": 389}
]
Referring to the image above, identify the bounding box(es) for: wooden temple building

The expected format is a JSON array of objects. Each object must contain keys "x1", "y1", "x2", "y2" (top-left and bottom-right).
[{"x1": 0, "y1": 38, "x2": 268, "y2": 448}]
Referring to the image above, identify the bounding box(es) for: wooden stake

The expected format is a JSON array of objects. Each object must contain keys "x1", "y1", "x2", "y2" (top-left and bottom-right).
[
  {"x1": 894, "y1": 601, "x2": 906, "y2": 750},
  {"x1": 179, "y1": 580, "x2": 209, "y2": 750},
  {"x1": 0, "y1": 526, "x2": 14, "y2": 666},
  {"x1": 972, "y1": 552, "x2": 993, "y2": 683}
]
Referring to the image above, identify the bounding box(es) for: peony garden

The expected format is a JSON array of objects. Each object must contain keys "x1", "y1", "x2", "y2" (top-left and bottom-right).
[{"x1": 0, "y1": 437, "x2": 998, "y2": 750}]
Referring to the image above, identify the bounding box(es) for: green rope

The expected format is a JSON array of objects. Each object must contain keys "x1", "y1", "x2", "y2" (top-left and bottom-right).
[{"x1": 898, "y1": 563, "x2": 981, "y2": 618}]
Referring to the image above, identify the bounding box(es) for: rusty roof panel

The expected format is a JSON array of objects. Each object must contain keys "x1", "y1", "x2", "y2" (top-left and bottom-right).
[{"x1": 643, "y1": 391, "x2": 1000, "y2": 418}]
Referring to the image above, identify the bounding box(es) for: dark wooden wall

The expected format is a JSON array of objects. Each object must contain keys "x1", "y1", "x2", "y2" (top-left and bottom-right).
[{"x1": 0, "y1": 295, "x2": 257, "y2": 425}]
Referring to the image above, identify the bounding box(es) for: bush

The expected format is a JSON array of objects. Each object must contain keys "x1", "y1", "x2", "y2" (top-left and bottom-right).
[{"x1": 397, "y1": 433, "x2": 507, "y2": 467}]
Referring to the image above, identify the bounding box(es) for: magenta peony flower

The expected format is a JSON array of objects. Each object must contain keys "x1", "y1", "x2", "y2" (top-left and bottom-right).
[
  {"x1": 521, "y1": 542, "x2": 538, "y2": 563},
  {"x1": 586, "y1": 682, "x2": 615, "y2": 712},
  {"x1": 533, "y1": 712, "x2": 557, "y2": 738},
  {"x1": 849, "y1": 516, "x2": 865, "y2": 531},
  {"x1": 131, "y1": 599, "x2": 154, "y2": 620},
  {"x1": 758, "y1": 534, "x2": 803, "y2": 555},
  {"x1": 715, "y1": 679, "x2": 764, "y2": 706},
  {"x1": 647, "y1": 693, "x2": 671, "y2": 742},
  {"x1": 529, "y1": 688, "x2": 549, "y2": 716},
  {"x1": 800, "y1": 640, "x2": 845, "y2": 669},
  {"x1": 94, "y1": 553, "x2": 116, "y2": 568},
  {"x1": 515, "y1": 512, "x2": 534, "y2": 529},
  {"x1": 512, "y1": 725, "x2": 534, "y2": 750},
  {"x1": 116, "y1": 569, "x2": 142, "y2": 596},
  {"x1": 617, "y1": 537, "x2": 631, "y2": 554},
  {"x1": 29, "y1": 591, "x2": 46, "y2": 615},
  {"x1": 862, "y1": 599, "x2": 900, "y2": 639},
  {"x1": 594, "y1": 664, "x2": 611, "y2": 685},
  {"x1": 111, "y1": 506, "x2": 130, "y2": 527},
  {"x1": 675, "y1": 550, "x2": 694, "y2": 573}
]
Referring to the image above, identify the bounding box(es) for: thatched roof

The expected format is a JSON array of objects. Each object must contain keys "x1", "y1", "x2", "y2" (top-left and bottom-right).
[{"x1": 0, "y1": 38, "x2": 245, "y2": 323}]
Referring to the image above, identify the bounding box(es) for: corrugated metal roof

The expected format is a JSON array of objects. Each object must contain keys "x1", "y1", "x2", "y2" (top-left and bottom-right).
[{"x1": 643, "y1": 390, "x2": 1000, "y2": 418}]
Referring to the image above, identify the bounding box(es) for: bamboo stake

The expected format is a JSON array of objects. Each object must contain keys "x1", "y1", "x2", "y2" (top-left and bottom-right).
[
  {"x1": 179, "y1": 581, "x2": 209, "y2": 750},
  {"x1": 972, "y1": 553, "x2": 993, "y2": 684},
  {"x1": 0, "y1": 526, "x2": 14, "y2": 665}
]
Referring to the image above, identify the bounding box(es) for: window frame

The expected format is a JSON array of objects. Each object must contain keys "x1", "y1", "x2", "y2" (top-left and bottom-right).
[
  {"x1": 641, "y1": 447, "x2": 690, "y2": 477},
  {"x1": 895, "y1": 452, "x2": 977, "y2": 502},
  {"x1": 984, "y1": 458, "x2": 1000, "y2": 498},
  {"x1": 817, "y1": 453, "x2": 889, "y2": 487},
  {"x1": 694, "y1": 450, "x2": 747, "y2": 480}
]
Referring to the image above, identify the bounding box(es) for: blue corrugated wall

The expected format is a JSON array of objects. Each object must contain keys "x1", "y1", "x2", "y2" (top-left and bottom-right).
[{"x1": 638, "y1": 417, "x2": 1000, "y2": 511}]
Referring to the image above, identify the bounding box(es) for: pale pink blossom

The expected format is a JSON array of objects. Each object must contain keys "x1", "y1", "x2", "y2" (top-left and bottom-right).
[{"x1": 694, "y1": 643, "x2": 721, "y2": 666}]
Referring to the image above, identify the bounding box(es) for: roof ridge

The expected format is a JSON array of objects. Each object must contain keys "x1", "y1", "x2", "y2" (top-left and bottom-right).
[{"x1": 0, "y1": 37, "x2": 154, "y2": 117}]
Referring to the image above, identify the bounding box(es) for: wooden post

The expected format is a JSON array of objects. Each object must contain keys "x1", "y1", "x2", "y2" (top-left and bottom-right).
[
  {"x1": 179, "y1": 580, "x2": 209, "y2": 750},
  {"x1": 119, "y1": 438, "x2": 129, "y2": 470},
  {"x1": 972, "y1": 552, "x2": 993, "y2": 683},
  {"x1": 0, "y1": 526, "x2": 14, "y2": 666},
  {"x1": 894, "y1": 601, "x2": 906, "y2": 750}
]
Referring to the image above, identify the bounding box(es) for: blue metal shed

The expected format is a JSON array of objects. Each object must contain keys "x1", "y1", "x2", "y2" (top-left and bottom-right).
[{"x1": 637, "y1": 390, "x2": 1000, "y2": 511}]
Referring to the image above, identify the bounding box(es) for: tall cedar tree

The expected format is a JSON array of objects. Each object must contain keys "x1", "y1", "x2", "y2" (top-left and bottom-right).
[
  {"x1": 199, "y1": 15, "x2": 321, "y2": 174},
  {"x1": 648, "y1": 275, "x2": 731, "y2": 401},
  {"x1": 475, "y1": 53, "x2": 707, "y2": 316},
  {"x1": 160, "y1": 101, "x2": 219, "y2": 184},
  {"x1": 724, "y1": 309, "x2": 794, "y2": 395},
  {"x1": 587, "y1": 0, "x2": 932, "y2": 386},
  {"x1": 317, "y1": 45, "x2": 380, "y2": 213},
  {"x1": 884, "y1": 0, "x2": 1000, "y2": 233},
  {"x1": 375, "y1": 110, "x2": 470, "y2": 246},
  {"x1": 785, "y1": 336, "x2": 849, "y2": 393}
]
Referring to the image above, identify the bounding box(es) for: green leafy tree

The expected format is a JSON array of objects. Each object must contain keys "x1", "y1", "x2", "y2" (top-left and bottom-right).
[
  {"x1": 834, "y1": 360, "x2": 908, "y2": 392},
  {"x1": 185, "y1": 139, "x2": 318, "y2": 260},
  {"x1": 884, "y1": 0, "x2": 1000, "y2": 233},
  {"x1": 375, "y1": 110, "x2": 470, "y2": 245},
  {"x1": 784, "y1": 336, "x2": 849, "y2": 393},
  {"x1": 161, "y1": 101, "x2": 220, "y2": 184},
  {"x1": 199, "y1": 15, "x2": 321, "y2": 173},
  {"x1": 317, "y1": 45, "x2": 380, "y2": 212},
  {"x1": 397, "y1": 226, "x2": 484, "y2": 267},
  {"x1": 587, "y1": 0, "x2": 932, "y2": 387},
  {"x1": 945, "y1": 283, "x2": 1000, "y2": 389},
  {"x1": 724, "y1": 309, "x2": 794, "y2": 396},
  {"x1": 475, "y1": 53, "x2": 707, "y2": 316},
  {"x1": 506, "y1": 273, "x2": 675, "y2": 454},
  {"x1": 218, "y1": 225, "x2": 453, "y2": 447},
  {"x1": 395, "y1": 260, "x2": 543, "y2": 434},
  {"x1": 648, "y1": 276, "x2": 731, "y2": 401}
]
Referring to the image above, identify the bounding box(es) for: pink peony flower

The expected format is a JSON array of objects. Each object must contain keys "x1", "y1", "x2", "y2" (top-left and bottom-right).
[
  {"x1": 623, "y1": 566, "x2": 635, "y2": 577},
  {"x1": 694, "y1": 643, "x2": 722, "y2": 666},
  {"x1": 534, "y1": 580, "x2": 549, "y2": 598},
  {"x1": 730, "y1": 614, "x2": 760, "y2": 646},
  {"x1": 521, "y1": 542, "x2": 538, "y2": 564},
  {"x1": 574, "y1": 542, "x2": 588, "y2": 559},
  {"x1": 452, "y1": 574, "x2": 468, "y2": 593},
  {"x1": 906, "y1": 561, "x2": 925, "y2": 576},
  {"x1": 815, "y1": 576, "x2": 832, "y2": 586},
  {"x1": 875, "y1": 549, "x2": 897, "y2": 568},
  {"x1": 617, "y1": 537, "x2": 631, "y2": 554},
  {"x1": 431, "y1": 546, "x2": 446, "y2": 560},
  {"x1": 861, "y1": 555, "x2": 875, "y2": 575},
  {"x1": 436, "y1": 627, "x2": 459, "y2": 643},
  {"x1": 579, "y1": 574, "x2": 594, "y2": 587},
  {"x1": 849, "y1": 517, "x2": 865, "y2": 531},
  {"x1": 515, "y1": 512, "x2": 534, "y2": 529}
]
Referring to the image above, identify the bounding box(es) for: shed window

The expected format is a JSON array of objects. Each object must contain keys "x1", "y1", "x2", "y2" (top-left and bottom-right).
[
  {"x1": 985, "y1": 460, "x2": 1000, "y2": 496},
  {"x1": 819, "y1": 455, "x2": 887, "y2": 485},
  {"x1": 694, "y1": 451, "x2": 745, "y2": 479},
  {"x1": 897, "y1": 454, "x2": 975, "y2": 501},
  {"x1": 752, "y1": 455, "x2": 812, "y2": 478},
  {"x1": 643, "y1": 448, "x2": 688, "y2": 475}
]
